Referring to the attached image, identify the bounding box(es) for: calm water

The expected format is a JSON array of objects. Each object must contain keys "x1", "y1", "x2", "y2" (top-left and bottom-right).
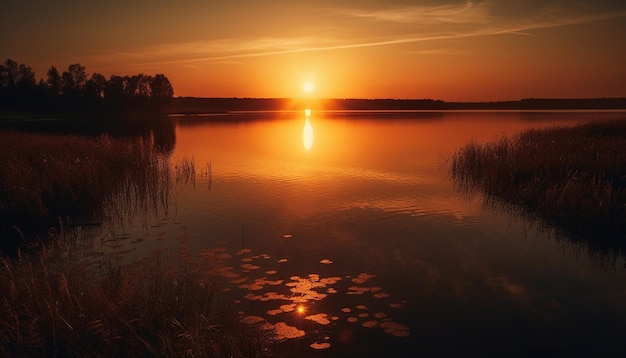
[{"x1": 96, "y1": 110, "x2": 626, "y2": 357}]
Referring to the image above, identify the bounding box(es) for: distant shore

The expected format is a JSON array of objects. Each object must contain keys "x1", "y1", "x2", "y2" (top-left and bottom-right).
[
  {"x1": 168, "y1": 97, "x2": 626, "y2": 114},
  {"x1": 2, "y1": 97, "x2": 626, "y2": 122}
]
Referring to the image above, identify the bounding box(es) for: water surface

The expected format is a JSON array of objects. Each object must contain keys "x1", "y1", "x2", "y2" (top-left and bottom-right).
[{"x1": 97, "y1": 110, "x2": 626, "y2": 357}]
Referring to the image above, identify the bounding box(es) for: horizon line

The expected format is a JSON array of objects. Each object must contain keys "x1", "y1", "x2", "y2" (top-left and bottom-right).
[{"x1": 174, "y1": 96, "x2": 626, "y2": 102}]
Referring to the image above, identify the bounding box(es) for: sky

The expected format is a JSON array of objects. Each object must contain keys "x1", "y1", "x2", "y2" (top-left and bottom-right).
[{"x1": 1, "y1": 0, "x2": 626, "y2": 101}]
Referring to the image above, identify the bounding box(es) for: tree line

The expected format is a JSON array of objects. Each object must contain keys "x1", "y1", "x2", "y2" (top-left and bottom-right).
[{"x1": 0, "y1": 59, "x2": 174, "y2": 112}]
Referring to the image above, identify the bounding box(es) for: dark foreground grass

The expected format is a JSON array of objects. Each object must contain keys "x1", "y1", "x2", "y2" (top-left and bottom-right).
[
  {"x1": 0, "y1": 131, "x2": 277, "y2": 356},
  {"x1": 449, "y1": 119, "x2": 626, "y2": 259},
  {"x1": 0, "y1": 130, "x2": 172, "y2": 252},
  {"x1": 0, "y1": 238, "x2": 274, "y2": 357}
]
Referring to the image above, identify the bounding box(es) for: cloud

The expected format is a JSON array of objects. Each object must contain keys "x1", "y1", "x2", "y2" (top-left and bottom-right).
[
  {"x1": 82, "y1": 1, "x2": 626, "y2": 69},
  {"x1": 337, "y1": 0, "x2": 489, "y2": 24},
  {"x1": 407, "y1": 48, "x2": 470, "y2": 55}
]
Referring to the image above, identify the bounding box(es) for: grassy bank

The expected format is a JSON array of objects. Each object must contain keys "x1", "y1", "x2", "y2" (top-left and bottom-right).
[
  {"x1": 0, "y1": 238, "x2": 274, "y2": 357},
  {"x1": 0, "y1": 130, "x2": 172, "y2": 252},
  {"x1": 449, "y1": 119, "x2": 626, "y2": 256}
]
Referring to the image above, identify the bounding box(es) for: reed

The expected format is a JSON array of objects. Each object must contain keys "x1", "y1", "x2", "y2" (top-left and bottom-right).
[
  {"x1": 0, "y1": 130, "x2": 171, "y2": 252},
  {"x1": 0, "y1": 237, "x2": 274, "y2": 357},
  {"x1": 449, "y1": 119, "x2": 626, "y2": 258},
  {"x1": 174, "y1": 156, "x2": 196, "y2": 184}
]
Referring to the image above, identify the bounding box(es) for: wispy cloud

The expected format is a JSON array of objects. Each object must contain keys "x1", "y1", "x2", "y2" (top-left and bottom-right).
[
  {"x1": 83, "y1": 1, "x2": 626, "y2": 70},
  {"x1": 407, "y1": 48, "x2": 470, "y2": 56},
  {"x1": 338, "y1": 0, "x2": 489, "y2": 24}
]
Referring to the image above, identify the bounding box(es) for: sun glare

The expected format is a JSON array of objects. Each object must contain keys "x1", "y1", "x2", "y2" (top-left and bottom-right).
[{"x1": 303, "y1": 82, "x2": 314, "y2": 93}]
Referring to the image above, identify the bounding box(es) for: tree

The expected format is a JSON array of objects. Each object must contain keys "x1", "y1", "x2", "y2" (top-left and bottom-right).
[
  {"x1": 0, "y1": 58, "x2": 176, "y2": 112},
  {"x1": 0, "y1": 59, "x2": 20, "y2": 88},
  {"x1": 61, "y1": 63, "x2": 88, "y2": 98},
  {"x1": 0, "y1": 59, "x2": 37, "y2": 108},
  {"x1": 137, "y1": 74, "x2": 152, "y2": 98},
  {"x1": 104, "y1": 75, "x2": 126, "y2": 109},
  {"x1": 46, "y1": 66, "x2": 63, "y2": 96},
  {"x1": 85, "y1": 73, "x2": 108, "y2": 108},
  {"x1": 150, "y1": 74, "x2": 174, "y2": 107}
]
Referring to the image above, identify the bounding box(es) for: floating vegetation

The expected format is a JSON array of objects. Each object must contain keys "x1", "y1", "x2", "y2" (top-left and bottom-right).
[
  {"x1": 380, "y1": 322, "x2": 410, "y2": 337},
  {"x1": 351, "y1": 273, "x2": 377, "y2": 284},
  {"x1": 198, "y1": 242, "x2": 412, "y2": 351},
  {"x1": 305, "y1": 313, "x2": 331, "y2": 325},
  {"x1": 267, "y1": 322, "x2": 305, "y2": 340},
  {"x1": 241, "y1": 263, "x2": 261, "y2": 270},
  {"x1": 348, "y1": 286, "x2": 372, "y2": 295},
  {"x1": 310, "y1": 342, "x2": 331, "y2": 350},
  {"x1": 243, "y1": 316, "x2": 266, "y2": 325}
]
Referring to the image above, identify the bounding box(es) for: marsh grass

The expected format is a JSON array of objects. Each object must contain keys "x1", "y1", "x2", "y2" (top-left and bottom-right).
[
  {"x1": 449, "y1": 119, "x2": 626, "y2": 261},
  {"x1": 174, "y1": 156, "x2": 196, "y2": 184},
  {"x1": 0, "y1": 131, "x2": 277, "y2": 356},
  {"x1": 0, "y1": 130, "x2": 172, "y2": 252},
  {"x1": 0, "y1": 236, "x2": 274, "y2": 357}
]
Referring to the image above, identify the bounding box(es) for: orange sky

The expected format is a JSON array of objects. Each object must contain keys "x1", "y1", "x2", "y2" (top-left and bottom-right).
[{"x1": 2, "y1": 0, "x2": 626, "y2": 101}]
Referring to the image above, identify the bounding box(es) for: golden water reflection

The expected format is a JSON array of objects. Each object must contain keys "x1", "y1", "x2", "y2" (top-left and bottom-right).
[{"x1": 303, "y1": 108, "x2": 313, "y2": 150}]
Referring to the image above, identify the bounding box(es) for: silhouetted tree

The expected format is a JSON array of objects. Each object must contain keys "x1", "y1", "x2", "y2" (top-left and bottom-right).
[
  {"x1": 61, "y1": 64, "x2": 88, "y2": 101},
  {"x1": 1, "y1": 58, "x2": 175, "y2": 113},
  {"x1": 85, "y1": 73, "x2": 107, "y2": 108},
  {"x1": 0, "y1": 59, "x2": 37, "y2": 108},
  {"x1": 150, "y1": 74, "x2": 174, "y2": 108},
  {"x1": 46, "y1": 66, "x2": 62, "y2": 96},
  {"x1": 137, "y1": 74, "x2": 152, "y2": 97},
  {"x1": 104, "y1": 75, "x2": 127, "y2": 109}
]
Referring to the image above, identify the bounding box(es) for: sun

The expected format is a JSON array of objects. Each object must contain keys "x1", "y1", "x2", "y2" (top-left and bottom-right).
[{"x1": 303, "y1": 82, "x2": 314, "y2": 93}]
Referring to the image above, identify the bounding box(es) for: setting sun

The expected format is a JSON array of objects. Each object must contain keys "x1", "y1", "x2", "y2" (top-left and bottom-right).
[{"x1": 303, "y1": 82, "x2": 314, "y2": 93}]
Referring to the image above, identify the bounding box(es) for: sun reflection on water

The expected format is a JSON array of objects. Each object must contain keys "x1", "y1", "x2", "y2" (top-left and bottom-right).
[{"x1": 303, "y1": 109, "x2": 314, "y2": 150}]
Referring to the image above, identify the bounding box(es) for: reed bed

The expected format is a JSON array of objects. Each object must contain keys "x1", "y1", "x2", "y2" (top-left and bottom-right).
[
  {"x1": 0, "y1": 131, "x2": 171, "y2": 251},
  {"x1": 449, "y1": 119, "x2": 626, "y2": 257},
  {"x1": 0, "y1": 131, "x2": 277, "y2": 356},
  {"x1": 0, "y1": 238, "x2": 274, "y2": 357}
]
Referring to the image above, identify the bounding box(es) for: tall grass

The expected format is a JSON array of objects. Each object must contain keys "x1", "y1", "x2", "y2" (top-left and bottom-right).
[
  {"x1": 0, "y1": 237, "x2": 274, "y2": 357},
  {"x1": 449, "y1": 119, "x2": 626, "y2": 260},
  {"x1": 0, "y1": 131, "x2": 278, "y2": 356},
  {"x1": 0, "y1": 131, "x2": 171, "y2": 252}
]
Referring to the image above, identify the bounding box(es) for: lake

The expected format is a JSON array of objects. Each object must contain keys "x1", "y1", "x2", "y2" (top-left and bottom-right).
[{"x1": 90, "y1": 110, "x2": 626, "y2": 357}]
